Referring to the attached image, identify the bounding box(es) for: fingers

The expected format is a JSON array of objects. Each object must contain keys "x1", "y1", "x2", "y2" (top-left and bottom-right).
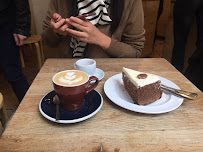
[
  {"x1": 50, "y1": 14, "x2": 90, "y2": 36},
  {"x1": 51, "y1": 15, "x2": 72, "y2": 36},
  {"x1": 13, "y1": 34, "x2": 20, "y2": 46},
  {"x1": 66, "y1": 18, "x2": 87, "y2": 32},
  {"x1": 51, "y1": 18, "x2": 66, "y2": 29},
  {"x1": 18, "y1": 35, "x2": 27, "y2": 46},
  {"x1": 13, "y1": 34, "x2": 27, "y2": 46},
  {"x1": 66, "y1": 28, "x2": 86, "y2": 38},
  {"x1": 53, "y1": 13, "x2": 62, "y2": 22},
  {"x1": 53, "y1": 23, "x2": 70, "y2": 36},
  {"x1": 59, "y1": 24, "x2": 69, "y2": 32},
  {"x1": 69, "y1": 16, "x2": 89, "y2": 27}
]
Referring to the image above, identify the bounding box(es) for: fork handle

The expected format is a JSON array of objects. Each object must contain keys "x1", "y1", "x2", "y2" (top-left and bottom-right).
[
  {"x1": 161, "y1": 84, "x2": 198, "y2": 97},
  {"x1": 161, "y1": 86, "x2": 194, "y2": 100}
]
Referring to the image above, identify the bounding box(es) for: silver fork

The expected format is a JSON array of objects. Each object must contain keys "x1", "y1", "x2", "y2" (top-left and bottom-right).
[{"x1": 161, "y1": 84, "x2": 198, "y2": 100}]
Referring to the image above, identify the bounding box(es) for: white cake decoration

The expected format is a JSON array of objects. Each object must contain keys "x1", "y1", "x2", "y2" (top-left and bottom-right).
[{"x1": 123, "y1": 67, "x2": 160, "y2": 87}]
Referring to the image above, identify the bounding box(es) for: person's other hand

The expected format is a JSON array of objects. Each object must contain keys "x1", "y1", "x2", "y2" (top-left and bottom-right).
[
  {"x1": 13, "y1": 34, "x2": 27, "y2": 46},
  {"x1": 65, "y1": 16, "x2": 111, "y2": 50},
  {"x1": 50, "y1": 13, "x2": 71, "y2": 36}
]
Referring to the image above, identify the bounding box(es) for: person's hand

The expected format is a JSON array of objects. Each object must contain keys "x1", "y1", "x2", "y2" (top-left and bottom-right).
[
  {"x1": 66, "y1": 16, "x2": 111, "y2": 50},
  {"x1": 50, "y1": 13, "x2": 71, "y2": 36},
  {"x1": 13, "y1": 34, "x2": 27, "y2": 46}
]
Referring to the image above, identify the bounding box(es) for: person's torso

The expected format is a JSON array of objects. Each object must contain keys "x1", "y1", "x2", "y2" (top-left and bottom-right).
[
  {"x1": 56, "y1": 0, "x2": 138, "y2": 58},
  {"x1": 0, "y1": 0, "x2": 14, "y2": 27}
]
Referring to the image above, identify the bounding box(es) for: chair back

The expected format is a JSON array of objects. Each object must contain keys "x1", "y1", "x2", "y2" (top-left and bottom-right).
[{"x1": 20, "y1": 0, "x2": 45, "y2": 69}]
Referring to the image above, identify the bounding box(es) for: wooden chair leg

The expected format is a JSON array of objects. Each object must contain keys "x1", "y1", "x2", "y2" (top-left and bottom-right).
[
  {"x1": 28, "y1": 44, "x2": 32, "y2": 50},
  {"x1": 34, "y1": 42, "x2": 42, "y2": 69},
  {"x1": 0, "y1": 123, "x2": 3, "y2": 134},
  {"x1": 20, "y1": 47, "x2": 25, "y2": 68},
  {"x1": 0, "y1": 104, "x2": 8, "y2": 127},
  {"x1": 0, "y1": 94, "x2": 8, "y2": 127}
]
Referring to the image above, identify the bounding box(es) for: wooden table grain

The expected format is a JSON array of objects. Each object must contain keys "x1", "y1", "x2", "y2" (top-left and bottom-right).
[{"x1": 0, "y1": 58, "x2": 202, "y2": 152}]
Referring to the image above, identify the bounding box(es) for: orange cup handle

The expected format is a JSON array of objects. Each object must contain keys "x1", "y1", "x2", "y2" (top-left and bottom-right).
[{"x1": 86, "y1": 76, "x2": 99, "y2": 94}]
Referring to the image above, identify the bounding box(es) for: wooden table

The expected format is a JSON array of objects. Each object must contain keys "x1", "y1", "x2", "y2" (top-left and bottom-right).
[{"x1": 0, "y1": 58, "x2": 202, "y2": 152}]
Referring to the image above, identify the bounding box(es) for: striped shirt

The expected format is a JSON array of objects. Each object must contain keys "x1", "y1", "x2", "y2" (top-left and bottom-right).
[{"x1": 71, "y1": 0, "x2": 112, "y2": 58}]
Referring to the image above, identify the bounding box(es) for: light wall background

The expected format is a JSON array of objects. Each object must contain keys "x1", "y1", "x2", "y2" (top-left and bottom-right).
[{"x1": 30, "y1": 0, "x2": 50, "y2": 35}]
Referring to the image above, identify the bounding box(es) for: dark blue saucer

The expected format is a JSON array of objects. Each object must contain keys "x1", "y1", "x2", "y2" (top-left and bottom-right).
[{"x1": 39, "y1": 90, "x2": 103, "y2": 123}]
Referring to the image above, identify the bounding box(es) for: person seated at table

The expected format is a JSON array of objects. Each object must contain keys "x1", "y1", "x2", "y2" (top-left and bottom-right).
[{"x1": 42, "y1": 0, "x2": 145, "y2": 58}]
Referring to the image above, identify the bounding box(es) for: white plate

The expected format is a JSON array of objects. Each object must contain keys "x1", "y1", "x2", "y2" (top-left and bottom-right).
[
  {"x1": 92, "y1": 68, "x2": 105, "y2": 81},
  {"x1": 104, "y1": 73, "x2": 184, "y2": 114}
]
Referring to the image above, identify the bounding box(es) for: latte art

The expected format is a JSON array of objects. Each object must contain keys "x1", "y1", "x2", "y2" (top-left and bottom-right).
[
  {"x1": 53, "y1": 70, "x2": 88, "y2": 86},
  {"x1": 64, "y1": 72, "x2": 76, "y2": 80},
  {"x1": 59, "y1": 72, "x2": 83, "y2": 85}
]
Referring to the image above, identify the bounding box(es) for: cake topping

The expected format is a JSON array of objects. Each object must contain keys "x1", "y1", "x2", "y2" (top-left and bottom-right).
[
  {"x1": 122, "y1": 67, "x2": 160, "y2": 87},
  {"x1": 137, "y1": 74, "x2": 148, "y2": 79}
]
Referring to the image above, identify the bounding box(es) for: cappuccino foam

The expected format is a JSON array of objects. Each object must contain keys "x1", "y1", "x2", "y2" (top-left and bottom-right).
[{"x1": 53, "y1": 70, "x2": 88, "y2": 86}]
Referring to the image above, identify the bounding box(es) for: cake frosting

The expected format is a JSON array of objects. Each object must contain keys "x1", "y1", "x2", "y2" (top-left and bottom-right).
[{"x1": 122, "y1": 67, "x2": 160, "y2": 88}]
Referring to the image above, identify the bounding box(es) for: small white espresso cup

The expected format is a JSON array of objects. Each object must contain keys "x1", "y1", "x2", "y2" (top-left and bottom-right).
[{"x1": 74, "y1": 58, "x2": 96, "y2": 76}]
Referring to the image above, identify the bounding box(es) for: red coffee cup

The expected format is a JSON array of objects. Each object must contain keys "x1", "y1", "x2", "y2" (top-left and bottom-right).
[{"x1": 52, "y1": 70, "x2": 99, "y2": 111}]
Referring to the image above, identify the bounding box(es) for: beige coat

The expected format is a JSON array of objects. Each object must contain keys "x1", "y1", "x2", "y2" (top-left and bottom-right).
[{"x1": 42, "y1": 0, "x2": 145, "y2": 58}]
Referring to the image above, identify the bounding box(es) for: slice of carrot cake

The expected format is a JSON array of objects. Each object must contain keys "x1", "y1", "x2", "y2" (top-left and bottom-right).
[{"x1": 122, "y1": 67, "x2": 163, "y2": 105}]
